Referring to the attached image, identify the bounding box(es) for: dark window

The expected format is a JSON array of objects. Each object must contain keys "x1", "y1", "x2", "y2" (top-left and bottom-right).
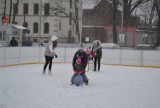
[
  {"x1": 59, "y1": 22, "x2": 61, "y2": 31},
  {"x1": 33, "y1": 22, "x2": 38, "y2": 33},
  {"x1": 23, "y1": 3, "x2": 28, "y2": 14},
  {"x1": 34, "y1": 3, "x2": 39, "y2": 15},
  {"x1": 0, "y1": 31, "x2": 6, "y2": 41},
  {"x1": 44, "y1": 22, "x2": 49, "y2": 34},
  {"x1": 44, "y1": 3, "x2": 50, "y2": 15},
  {"x1": 69, "y1": 12, "x2": 72, "y2": 25},
  {"x1": 13, "y1": 4, "x2": 18, "y2": 15}
]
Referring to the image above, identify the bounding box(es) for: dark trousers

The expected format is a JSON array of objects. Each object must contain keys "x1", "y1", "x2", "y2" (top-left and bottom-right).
[
  {"x1": 43, "y1": 56, "x2": 53, "y2": 72},
  {"x1": 94, "y1": 57, "x2": 101, "y2": 71}
]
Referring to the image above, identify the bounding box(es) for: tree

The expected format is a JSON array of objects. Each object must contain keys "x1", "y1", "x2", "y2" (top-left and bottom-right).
[
  {"x1": 120, "y1": 0, "x2": 151, "y2": 26},
  {"x1": 12, "y1": 0, "x2": 19, "y2": 24},
  {"x1": 154, "y1": 0, "x2": 160, "y2": 47},
  {"x1": 9, "y1": 0, "x2": 12, "y2": 23},
  {"x1": 49, "y1": 0, "x2": 82, "y2": 42},
  {"x1": 112, "y1": 0, "x2": 118, "y2": 43},
  {"x1": 3, "y1": 0, "x2": 7, "y2": 17},
  {"x1": 140, "y1": 0, "x2": 160, "y2": 47}
]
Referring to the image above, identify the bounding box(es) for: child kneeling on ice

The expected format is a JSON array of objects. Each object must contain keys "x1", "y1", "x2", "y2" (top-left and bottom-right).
[{"x1": 71, "y1": 49, "x2": 89, "y2": 85}]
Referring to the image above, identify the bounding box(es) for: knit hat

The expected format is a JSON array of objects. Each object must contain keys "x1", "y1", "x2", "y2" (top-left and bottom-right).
[
  {"x1": 76, "y1": 49, "x2": 84, "y2": 57},
  {"x1": 51, "y1": 35, "x2": 58, "y2": 42},
  {"x1": 76, "y1": 58, "x2": 81, "y2": 65}
]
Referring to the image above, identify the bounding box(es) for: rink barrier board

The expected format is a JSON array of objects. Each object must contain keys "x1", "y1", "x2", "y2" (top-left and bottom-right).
[
  {"x1": 0, "y1": 62, "x2": 160, "y2": 69},
  {"x1": 0, "y1": 47, "x2": 160, "y2": 68}
]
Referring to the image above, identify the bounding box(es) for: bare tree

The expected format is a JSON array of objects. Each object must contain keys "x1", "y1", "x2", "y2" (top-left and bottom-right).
[
  {"x1": 12, "y1": 0, "x2": 19, "y2": 24},
  {"x1": 154, "y1": 0, "x2": 160, "y2": 47},
  {"x1": 3, "y1": 0, "x2": 7, "y2": 17},
  {"x1": 120, "y1": 0, "x2": 151, "y2": 26},
  {"x1": 49, "y1": 0, "x2": 82, "y2": 42},
  {"x1": 139, "y1": 0, "x2": 160, "y2": 47},
  {"x1": 112, "y1": 0, "x2": 118, "y2": 43},
  {"x1": 9, "y1": 0, "x2": 12, "y2": 23}
]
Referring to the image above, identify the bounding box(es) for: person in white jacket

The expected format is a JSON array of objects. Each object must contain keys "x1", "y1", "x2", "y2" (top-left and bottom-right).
[
  {"x1": 92, "y1": 40, "x2": 102, "y2": 71},
  {"x1": 42, "y1": 35, "x2": 58, "y2": 75}
]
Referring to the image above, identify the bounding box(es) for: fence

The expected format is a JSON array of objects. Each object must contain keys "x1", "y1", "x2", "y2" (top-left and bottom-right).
[{"x1": 0, "y1": 46, "x2": 160, "y2": 67}]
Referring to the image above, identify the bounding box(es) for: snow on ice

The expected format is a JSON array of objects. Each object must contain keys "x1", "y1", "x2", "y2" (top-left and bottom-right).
[{"x1": 0, "y1": 63, "x2": 160, "y2": 108}]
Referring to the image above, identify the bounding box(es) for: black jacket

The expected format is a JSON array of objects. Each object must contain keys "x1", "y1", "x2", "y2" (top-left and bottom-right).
[
  {"x1": 95, "y1": 47, "x2": 102, "y2": 58},
  {"x1": 72, "y1": 50, "x2": 88, "y2": 70},
  {"x1": 9, "y1": 39, "x2": 18, "y2": 46}
]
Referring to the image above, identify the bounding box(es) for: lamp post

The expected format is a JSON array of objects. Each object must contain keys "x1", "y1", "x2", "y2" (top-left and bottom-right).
[
  {"x1": 39, "y1": 0, "x2": 42, "y2": 45},
  {"x1": 119, "y1": 0, "x2": 124, "y2": 47}
]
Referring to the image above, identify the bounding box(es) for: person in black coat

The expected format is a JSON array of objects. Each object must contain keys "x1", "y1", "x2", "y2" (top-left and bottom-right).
[
  {"x1": 92, "y1": 40, "x2": 102, "y2": 71},
  {"x1": 71, "y1": 49, "x2": 89, "y2": 85},
  {"x1": 9, "y1": 37, "x2": 18, "y2": 46}
]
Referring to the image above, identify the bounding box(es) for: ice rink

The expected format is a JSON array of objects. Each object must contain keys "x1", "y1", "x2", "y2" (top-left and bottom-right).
[{"x1": 0, "y1": 63, "x2": 160, "y2": 108}]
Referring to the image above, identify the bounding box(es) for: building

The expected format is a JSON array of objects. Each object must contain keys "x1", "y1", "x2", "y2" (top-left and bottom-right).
[
  {"x1": 0, "y1": 0, "x2": 83, "y2": 46},
  {"x1": 82, "y1": 0, "x2": 121, "y2": 43},
  {"x1": 82, "y1": 0, "x2": 146, "y2": 47}
]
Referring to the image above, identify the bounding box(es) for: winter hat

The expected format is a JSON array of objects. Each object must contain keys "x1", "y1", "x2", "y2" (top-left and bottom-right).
[
  {"x1": 76, "y1": 58, "x2": 81, "y2": 65},
  {"x1": 76, "y1": 49, "x2": 84, "y2": 57},
  {"x1": 51, "y1": 35, "x2": 58, "y2": 42}
]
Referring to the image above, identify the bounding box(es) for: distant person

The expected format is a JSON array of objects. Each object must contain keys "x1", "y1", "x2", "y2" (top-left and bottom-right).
[
  {"x1": 26, "y1": 38, "x2": 33, "y2": 46},
  {"x1": 42, "y1": 35, "x2": 58, "y2": 75},
  {"x1": 9, "y1": 37, "x2": 18, "y2": 46},
  {"x1": 39, "y1": 37, "x2": 44, "y2": 46},
  {"x1": 92, "y1": 40, "x2": 102, "y2": 71}
]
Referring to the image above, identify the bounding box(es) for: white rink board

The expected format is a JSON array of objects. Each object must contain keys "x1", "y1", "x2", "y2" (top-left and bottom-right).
[{"x1": 0, "y1": 47, "x2": 160, "y2": 67}]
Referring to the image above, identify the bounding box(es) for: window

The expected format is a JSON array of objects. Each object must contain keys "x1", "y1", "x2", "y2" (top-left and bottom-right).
[
  {"x1": 13, "y1": 4, "x2": 18, "y2": 15},
  {"x1": 0, "y1": 31, "x2": 6, "y2": 41},
  {"x1": 44, "y1": 22, "x2": 49, "y2": 34},
  {"x1": 33, "y1": 22, "x2": 38, "y2": 33},
  {"x1": 23, "y1": 3, "x2": 28, "y2": 14},
  {"x1": 44, "y1": 3, "x2": 50, "y2": 15},
  {"x1": 59, "y1": 22, "x2": 61, "y2": 31},
  {"x1": 34, "y1": 3, "x2": 39, "y2": 15},
  {"x1": 69, "y1": 12, "x2": 72, "y2": 25}
]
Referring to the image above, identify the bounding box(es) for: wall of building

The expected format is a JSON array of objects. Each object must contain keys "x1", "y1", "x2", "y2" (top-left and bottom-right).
[{"x1": 0, "y1": 0, "x2": 82, "y2": 44}]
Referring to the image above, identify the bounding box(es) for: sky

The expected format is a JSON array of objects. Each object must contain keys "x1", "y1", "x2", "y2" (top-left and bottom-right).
[
  {"x1": 0, "y1": 63, "x2": 160, "y2": 108},
  {"x1": 82, "y1": 0, "x2": 101, "y2": 9}
]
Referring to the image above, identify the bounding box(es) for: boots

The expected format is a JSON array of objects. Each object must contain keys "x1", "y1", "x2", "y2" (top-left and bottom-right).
[
  {"x1": 42, "y1": 69, "x2": 46, "y2": 75},
  {"x1": 48, "y1": 69, "x2": 53, "y2": 76}
]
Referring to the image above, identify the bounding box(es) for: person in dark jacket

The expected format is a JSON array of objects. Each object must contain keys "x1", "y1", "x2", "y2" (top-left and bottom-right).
[
  {"x1": 71, "y1": 49, "x2": 89, "y2": 85},
  {"x1": 92, "y1": 40, "x2": 102, "y2": 71},
  {"x1": 26, "y1": 38, "x2": 33, "y2": 46},
  {"x1": 42, "y1": 35, "x2": 58, "y2": 75},
  {"x1": 9, "y1": 37, "x2": 18, "y2": 46}
]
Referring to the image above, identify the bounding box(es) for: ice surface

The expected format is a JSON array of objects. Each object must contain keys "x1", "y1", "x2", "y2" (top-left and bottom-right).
[{"x1": 0, "y1": 63, "x2": 160, "y2": 108}]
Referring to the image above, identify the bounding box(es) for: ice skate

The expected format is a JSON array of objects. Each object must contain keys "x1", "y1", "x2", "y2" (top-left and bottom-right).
[
  {"x1": 42, "y1": 70, "x2": 46, "y2": 76},
  {"x1": 85, "y1": 79, "x2": 89, "y2": 85},
  {"x1": 48, "y1": 70, "x2": 53, "y2": 76}
]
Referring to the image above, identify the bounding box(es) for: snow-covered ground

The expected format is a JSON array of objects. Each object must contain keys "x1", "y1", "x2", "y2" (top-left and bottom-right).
[{"x1": 0, "y1": 63, "x2": 160, "y2": 108}]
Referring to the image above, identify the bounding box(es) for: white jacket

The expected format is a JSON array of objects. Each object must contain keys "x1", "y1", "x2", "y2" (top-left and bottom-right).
[
  {"x1": 92, "y1": 40, "x2": 102, "y2": 53},
  {"x1": 44, "y1": 36, "x2": 58, "y2": 57}
]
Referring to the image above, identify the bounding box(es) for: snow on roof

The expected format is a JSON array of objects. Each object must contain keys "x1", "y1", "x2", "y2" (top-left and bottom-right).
[{"x1": 12, "y1": 25, "x2": 27, "y2": 29}]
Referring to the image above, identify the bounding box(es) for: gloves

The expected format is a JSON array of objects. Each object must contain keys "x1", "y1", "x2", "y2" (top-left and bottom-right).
[
  {"x1": 92, "y1": 54, "x2": 96, "y2": 58},
  {"x1": 55, "y1": 54, "x2": 58, "y2": 58},
  {"x1": 74, "y1": 70, "x2": 77, "y2": 74},
  {"x1": 79, "y1": 70, "x2": 83, "y2": 75}
]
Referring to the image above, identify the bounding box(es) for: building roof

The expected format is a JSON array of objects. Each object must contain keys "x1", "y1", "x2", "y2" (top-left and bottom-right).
[{"x1": 12, "y1": 25, "x2": 27, "y2": 30}]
